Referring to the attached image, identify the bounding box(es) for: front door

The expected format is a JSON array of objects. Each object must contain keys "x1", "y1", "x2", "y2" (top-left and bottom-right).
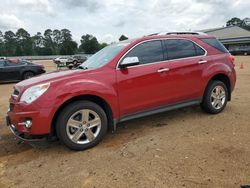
[{"x1": 116, "y1": 40, "x2": 174, "y2": 117}]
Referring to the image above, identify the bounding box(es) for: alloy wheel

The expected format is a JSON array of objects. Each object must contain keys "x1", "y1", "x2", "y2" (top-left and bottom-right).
[
  {"x1": 66, "y1": 109, "x2": 101, "y2": 144},
  {"x1": 210, "y1": 85, "x2": 226, "y2": 110}
]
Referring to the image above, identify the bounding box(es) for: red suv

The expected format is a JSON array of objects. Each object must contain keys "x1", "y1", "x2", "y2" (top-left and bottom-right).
[{"x1": 6, "y1": 32, "x2": 236, "y2": 150}]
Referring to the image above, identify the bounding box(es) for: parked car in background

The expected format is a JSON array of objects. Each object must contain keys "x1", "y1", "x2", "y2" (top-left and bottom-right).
[
  {"x1": 6, "y1": 32, "x2": 236, "y2": 150},
  {"x1": 66, "y1": 55, "x2": 88, "y2": 69},
  {"x1": 0, "y1": 59, "x2": 45, "y2": 82},
  {"x1": 53, "y1": 57, "x2": 69, "y2": 65},
  {"x1": 229, "y1": 47, "x2": 250, "y2": 55}
]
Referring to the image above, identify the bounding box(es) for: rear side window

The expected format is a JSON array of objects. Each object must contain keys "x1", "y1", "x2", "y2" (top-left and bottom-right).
[
  {"x1": 124, "y1": 40, "x2": 164, "y2": 64},
  {"x1": 0, "y1": 60, "x2": 5, "y2": 67},
  {"x1": 5, "y1": 61, "x2": 19, "y2": 66},
  {"x1": 164, "y1": 39, "x2": 205, "y2": 60},
  {"x1": 201, "y1": 38, "x2": 228, "y2": 53}
]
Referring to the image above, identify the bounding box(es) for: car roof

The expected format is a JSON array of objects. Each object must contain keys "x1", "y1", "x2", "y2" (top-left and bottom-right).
[{"x1": 119, "y1": 33, "x2": 215, "y2": 46}]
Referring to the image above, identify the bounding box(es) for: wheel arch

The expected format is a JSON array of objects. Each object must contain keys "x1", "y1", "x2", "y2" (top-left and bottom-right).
[
  {"x1": 22, "y1": 70, "x2": 35, "y2": 79},
  {"x1": 205, "y1": 73, "x2": 231, "y2": 101},
  {"x1": 51, "y1": 94, "x2": 115, "y2": 137}
]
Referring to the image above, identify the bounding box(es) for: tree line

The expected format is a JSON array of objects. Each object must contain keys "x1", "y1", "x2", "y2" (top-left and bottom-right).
[
  {"x1": 0, "y1": 28, "x2": 114, "y2": 56},
  {"x1": 226, "y1": 17, "x2": 250, "y2": 31}
]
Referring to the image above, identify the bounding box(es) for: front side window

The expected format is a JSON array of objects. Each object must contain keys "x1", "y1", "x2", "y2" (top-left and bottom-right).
[
  {"x1": 124, "y1": 40, "x2": 164, "y2": 65},
  {"x1": 165, "y1": 39, "x2": 205, "y2": 60}
]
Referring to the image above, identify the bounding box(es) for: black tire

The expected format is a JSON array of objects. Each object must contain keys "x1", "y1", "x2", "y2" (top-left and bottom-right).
[
  {"x1": 201, "y1": 80, "x2": 228, "y2": 114},
  {"x1": 56, "y1": 101, "x2": 108, "y2": 151},
  {"x1": 23, "y1": 71, "x2": 35, "y2": 80}
]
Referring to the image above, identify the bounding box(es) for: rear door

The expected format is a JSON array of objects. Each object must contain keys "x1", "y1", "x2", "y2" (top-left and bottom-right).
[
  {"x1": 117, "y1": 40, "x2": 175, "y2": 116},
  {"x1": 163, "y1": 38, "x2": 208, "y2": 101}
]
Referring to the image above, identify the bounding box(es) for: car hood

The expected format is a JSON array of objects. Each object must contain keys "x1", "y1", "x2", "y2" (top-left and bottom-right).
[{"x1": 15, "y1": 69, "x2": 88, "y2": 92}]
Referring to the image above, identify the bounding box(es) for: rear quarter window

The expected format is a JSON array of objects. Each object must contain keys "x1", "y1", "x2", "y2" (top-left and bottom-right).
[{"x1": 201, "y1": 38, "x2": 228, "y2": 53}]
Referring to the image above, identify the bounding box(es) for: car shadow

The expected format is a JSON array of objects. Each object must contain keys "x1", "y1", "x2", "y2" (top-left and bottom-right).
[{"x1": 0, "y1": 105, "x2": 206, "y2": 156}]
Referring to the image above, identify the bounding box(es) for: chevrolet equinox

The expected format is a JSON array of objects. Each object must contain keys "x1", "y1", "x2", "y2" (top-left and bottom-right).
[{"x1": 6, "y1": 32, "x2": 236, "y2": 150}]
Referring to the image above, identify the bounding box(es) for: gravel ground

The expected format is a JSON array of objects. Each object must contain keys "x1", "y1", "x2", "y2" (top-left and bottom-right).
[{"x1": 0, "y1": 57, "x2": 249, "y2": 188}]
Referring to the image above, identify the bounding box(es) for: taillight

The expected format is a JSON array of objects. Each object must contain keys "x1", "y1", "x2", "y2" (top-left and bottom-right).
[{"x1": 229, "y1": 54, "x2": 235, "y2": 66}]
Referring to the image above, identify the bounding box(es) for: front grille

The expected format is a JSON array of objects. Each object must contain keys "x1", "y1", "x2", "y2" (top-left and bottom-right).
[{"x1": 9, "y1": 103, "x2": 14, "y2": 111}]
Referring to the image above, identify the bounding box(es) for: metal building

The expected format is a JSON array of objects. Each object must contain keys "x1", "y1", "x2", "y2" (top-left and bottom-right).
[{"x1": 201, "y1": 26, "x2": 250, "y2": 52}]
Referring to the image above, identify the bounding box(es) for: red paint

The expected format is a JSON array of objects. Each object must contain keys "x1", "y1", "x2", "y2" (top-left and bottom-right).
[{"x1": 7, "y1": 34, "x2": 236, "y2": 135}]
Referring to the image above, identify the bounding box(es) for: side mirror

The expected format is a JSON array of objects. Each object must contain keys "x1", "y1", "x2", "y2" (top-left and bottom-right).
[{"x1": 120, "y1": 57, "x2": 139, "y2": 68}]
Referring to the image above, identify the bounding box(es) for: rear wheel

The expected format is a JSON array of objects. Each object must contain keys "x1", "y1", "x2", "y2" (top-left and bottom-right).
[
  {"x1": 56, "y1": 101, "x2": 108, "y2": 150},
  {"x1": 23, "y1": 71, "x2": 34, "y2": 80},
  {"x1": 201, "y1": 81, "x2": 228, "y2": 114}
]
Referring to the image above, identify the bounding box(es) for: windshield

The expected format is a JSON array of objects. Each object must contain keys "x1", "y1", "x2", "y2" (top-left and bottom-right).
[{"x1": 79, "y1": 42, "x2": 130, "y2": 69}]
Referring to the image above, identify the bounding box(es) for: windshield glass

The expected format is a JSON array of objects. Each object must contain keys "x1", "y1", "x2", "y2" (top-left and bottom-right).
[{"x1": 79, "y1": 42, "x2": 130, "y2": 69}]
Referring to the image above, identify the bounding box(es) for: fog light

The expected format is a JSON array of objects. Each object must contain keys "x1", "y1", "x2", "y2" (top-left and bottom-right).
[
  {"x1": 25, "y1": 120, "x2": 32, "y2": 128},
  {"x1": 18, "y1": 120, "x2": 32, "y2": 128}
]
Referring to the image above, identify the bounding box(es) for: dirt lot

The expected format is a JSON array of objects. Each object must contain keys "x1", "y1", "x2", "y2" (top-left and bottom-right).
[{"x1": 0, "y1": 57, "x2": 249, "y2": 188}]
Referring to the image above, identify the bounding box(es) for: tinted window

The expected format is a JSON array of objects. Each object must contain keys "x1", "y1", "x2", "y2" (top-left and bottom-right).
[
  {"x1": 201, "y1": 38, "x2": 228, "y2": 53},
  {"x1": 165, "y1": 39, "x2": 205, "y2": 60},
  {"x1": 0, "y1": 60, "x2": 5, "y2": 67},
  {"x1": 195, "y1": 45, "x2": 206, "y2": 56},
  {"x1": 124, "y1": 40, "x2": 164, "y2": 64},
  {"x1": 5, "y1": 61, "x2": 19, "y2": 66}
]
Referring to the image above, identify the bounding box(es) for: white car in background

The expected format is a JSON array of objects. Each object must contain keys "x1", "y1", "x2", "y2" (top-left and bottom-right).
[{"x1": 53, "y1": 57, "x2": 69, "y2": 65}]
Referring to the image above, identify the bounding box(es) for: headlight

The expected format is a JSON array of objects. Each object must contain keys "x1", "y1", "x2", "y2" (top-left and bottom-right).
[{"x1": 20, "y1": 83, "x2": 50, "y2": 104}]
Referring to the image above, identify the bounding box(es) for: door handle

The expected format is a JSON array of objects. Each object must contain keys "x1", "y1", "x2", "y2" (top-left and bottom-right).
[
  {"x1": 157, "y1": 68, "x2": 170, "y2": 73},
  {"x1": 198, "y1": 60, "x2": 207, "y2": 64}
]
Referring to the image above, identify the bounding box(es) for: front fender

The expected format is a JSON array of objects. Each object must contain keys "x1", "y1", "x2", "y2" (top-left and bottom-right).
[{"x1": 52, "y1": 79, "x2": 119, "y2": 118}]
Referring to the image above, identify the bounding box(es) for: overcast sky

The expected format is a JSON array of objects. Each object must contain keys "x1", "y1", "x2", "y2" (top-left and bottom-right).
[{"x1": 0, "y1": 0, "x2": 249, "y2": 43}]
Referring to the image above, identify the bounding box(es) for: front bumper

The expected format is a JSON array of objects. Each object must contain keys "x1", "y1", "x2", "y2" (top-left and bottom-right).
[
  {"x1": 7, "y1": 98, "x2": 54, "y2": 135},
  {"x1": 6, "y1": 116, "x2": 47, "y2": 142}
]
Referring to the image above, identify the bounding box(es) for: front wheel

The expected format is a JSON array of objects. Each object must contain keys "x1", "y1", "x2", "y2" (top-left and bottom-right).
[
  {"x1": 201, "y1": 81, "x2": 228, "y2": 114},
  {"x1": 56, "y1": 101, "x2": 108, "y2": 150}
]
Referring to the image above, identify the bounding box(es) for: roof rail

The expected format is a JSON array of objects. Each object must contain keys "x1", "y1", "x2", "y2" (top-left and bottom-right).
[
  {"x1": 165, "y1": 31, "x2": 207, "y2": 35},
  {"x1": 147, "y1": 33, "x2": 160, "y2": 36},
  {"x1": 147, "y1": 31, "x2": 208, "y2": 37}
]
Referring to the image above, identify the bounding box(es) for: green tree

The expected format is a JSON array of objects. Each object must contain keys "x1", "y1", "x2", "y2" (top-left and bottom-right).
[
  {"x1": 52, "y1": 29, "x2": 62, "y2": 54},
  {"x1": 79, "y1": 34, "x2": 100, "y2": 54},
  {"x1": 226, "y1": 17, "x2": 250, "y2": 31},
  {"x1": 98, "y1": 42, "x2": 108, "y2": 50},
  {"x1": 226, "y1": 17, "x2": 243, "y2": 26},
  {"x1": 59, "y1": 29, "x2": 77, "y2": 55},
  {"x1": 33, "y1": 32, "x2": 45, "y2": 55},
  {"x1": 4, "y1": 31, "x2": 16, "y2": 56},
  {"x1": 0, "y1": 31, "x2": 5, "y2": 56},
  {"x1": 15, "y1": 28, "x2": 33, "y2": 56},
  {"x1": 119, "y1": 35, "x2": 128, "y2": 41},
  {"x1": 43, "y1": 29, "x2": 54, "y2": 55}
]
